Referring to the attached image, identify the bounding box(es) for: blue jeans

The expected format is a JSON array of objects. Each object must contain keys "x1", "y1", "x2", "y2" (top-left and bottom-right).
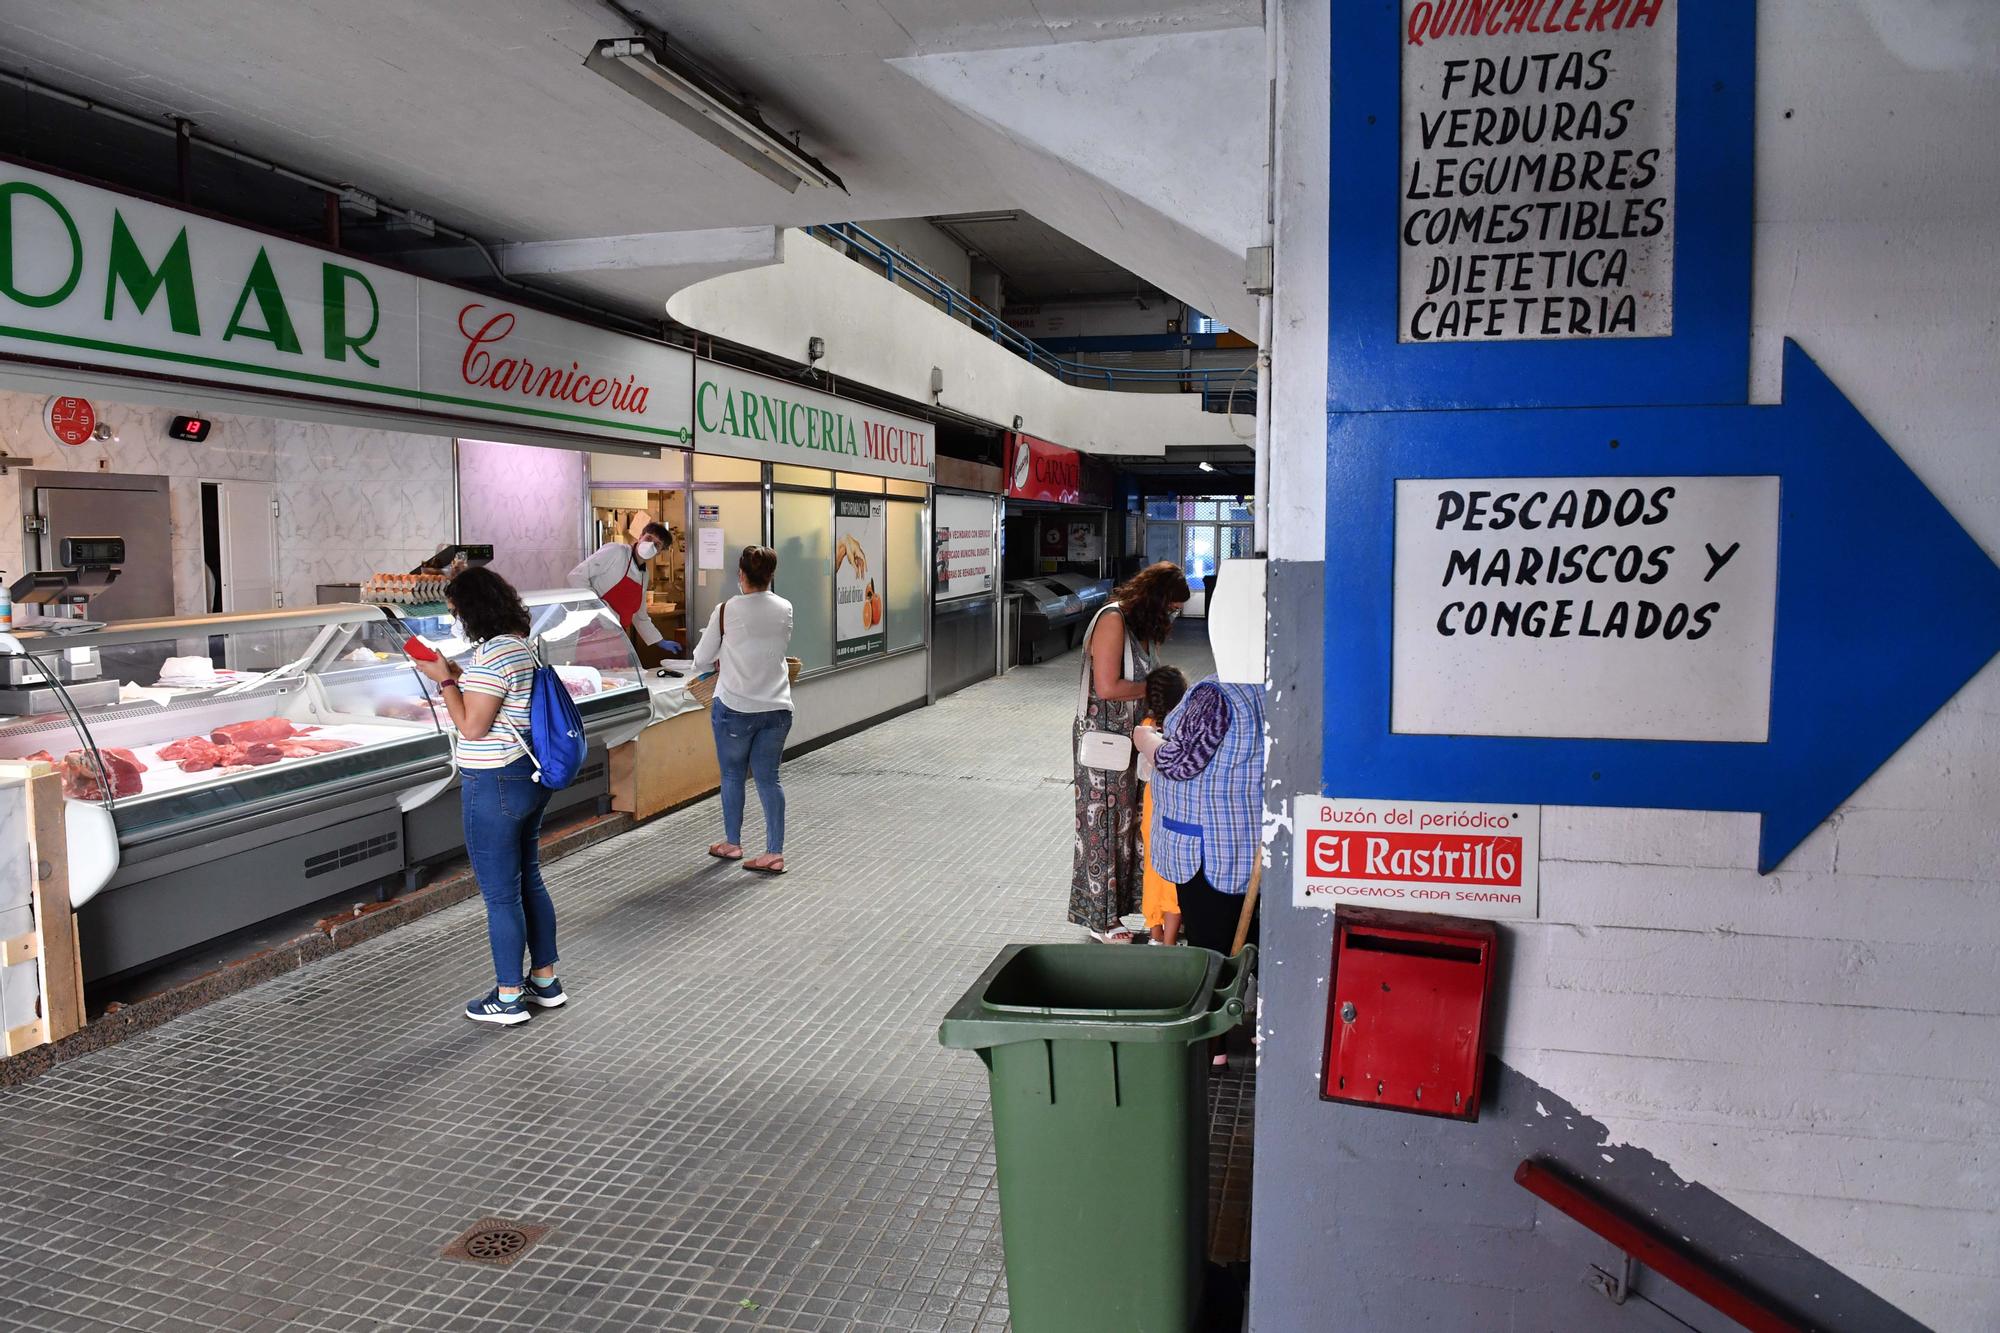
[
  {"x1": 711, "y1": 699, "x2": 791, "y2": 853},
  {"x1": 461, "y1": 757, "x2": 556, "y2": 987}
]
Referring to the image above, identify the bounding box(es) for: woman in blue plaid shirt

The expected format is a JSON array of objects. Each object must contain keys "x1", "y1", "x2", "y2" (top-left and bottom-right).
[{"x1": 1135, "y1": 676, "x2": 1266, "y2": 955}]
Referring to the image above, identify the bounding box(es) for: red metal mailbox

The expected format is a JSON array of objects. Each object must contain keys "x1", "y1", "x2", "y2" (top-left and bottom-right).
[{"x1": 1320, "y1": 906, "x2": 1498, "y2": 1121}]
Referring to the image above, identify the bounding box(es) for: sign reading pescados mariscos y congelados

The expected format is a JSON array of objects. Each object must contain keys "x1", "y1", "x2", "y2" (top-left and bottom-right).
[
  {"x1": 1399, "y1": 0, "x2": 1676, "y2": 342},
  {"x1": 0, "y1": 163, "x2": 694, "y2": 447},
  {"x1": 1293, "y1": 796, "x2": 1541, "y2": 920},
  {"x1": 694, "y1": 360, "x2": 932, "y2": 482}
]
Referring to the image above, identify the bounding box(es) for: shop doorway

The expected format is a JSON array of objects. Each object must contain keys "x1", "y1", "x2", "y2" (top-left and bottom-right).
[
  {"x1": 1143, "y1": 495, "x2": 1254, "y2": 617},
  {"x1": 200, "y1": 480, "x2": 279, "y2": 614}
]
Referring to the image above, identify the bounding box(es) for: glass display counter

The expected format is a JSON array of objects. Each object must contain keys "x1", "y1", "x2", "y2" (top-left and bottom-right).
[{"x1": 0, "y1": 590, "x2": 647, "y2": 982}]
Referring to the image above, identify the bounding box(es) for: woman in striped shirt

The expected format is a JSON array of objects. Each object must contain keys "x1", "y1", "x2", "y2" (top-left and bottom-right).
[{"x1": 413, "y1": 568, "x2": 568, "y2": 1026}]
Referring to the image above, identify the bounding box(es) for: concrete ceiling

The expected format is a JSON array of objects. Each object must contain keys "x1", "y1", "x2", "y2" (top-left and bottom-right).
[
  {"x1": 0, "y1": 0, "x2": 1264, "y2": 327},
  {"x1": 931, "y1": 212, "x2": 1166, "y2": 304}
]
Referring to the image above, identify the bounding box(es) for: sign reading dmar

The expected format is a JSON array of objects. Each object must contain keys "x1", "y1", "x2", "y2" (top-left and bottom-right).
[
  {"x1": 1294, "y1": 795, "x2": 1540, "y2": 920},
  {"x1": 1400, "y1": 0, "x2": 1677, "y2": 342},
  {"x1": 1392, "y1": 474, "x2": 1778, "y2": 742}
]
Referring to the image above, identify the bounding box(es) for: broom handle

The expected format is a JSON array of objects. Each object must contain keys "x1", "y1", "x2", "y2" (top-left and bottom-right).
[{"x1": 1230, "y1": 859, "x2": 1262, "y2": 957}]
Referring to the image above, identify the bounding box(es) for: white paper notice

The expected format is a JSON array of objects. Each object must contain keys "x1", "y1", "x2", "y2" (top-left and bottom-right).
[
  {"x1": 698, "y1": 527, "x2": 724, "y2": 570},
  {"x1": 1399, "y1": 0, "x2": 1678, "y2": 342},
  {"x1": 1392, "y1": 475, "x2": 1779, "y2": 742},
  {"x1": 1294, "y1": 795, "x2": 1540, "y2": 920}
]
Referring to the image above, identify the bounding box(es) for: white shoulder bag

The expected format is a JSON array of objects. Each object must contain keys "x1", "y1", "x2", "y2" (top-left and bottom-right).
[{"x1": 1075, "y1": 606, "x2": 1137, "y2": 772}]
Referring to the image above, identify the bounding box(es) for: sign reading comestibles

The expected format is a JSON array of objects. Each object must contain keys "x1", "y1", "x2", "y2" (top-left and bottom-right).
[
  {"x1": 1392, "y1": 475, "x2": 1778, "y2": 742},
  {"x1": 0, "y1": 164, "x2": 694, "y2": 447},
  {"x1": 1399, "y1": 0, "x2": 1676, "y2": 342},
  {"x1": 694, "y1": 360, "x2": 932, "y2": 483},
  {"x1": 1294, "y1": 796, "x2": 1541, "y2": 920}
]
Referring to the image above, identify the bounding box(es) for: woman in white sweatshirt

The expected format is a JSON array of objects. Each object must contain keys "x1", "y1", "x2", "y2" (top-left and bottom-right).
[{"x1": 690, "y1": 545, "x2": 795, "y2": 874}]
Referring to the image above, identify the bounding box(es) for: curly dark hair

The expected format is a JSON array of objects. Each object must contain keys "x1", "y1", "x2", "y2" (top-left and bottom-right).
[
  {"x1": 445, "y1": 566, "x2": 531, "y2": 642},
  {"x1": 1144, "y1": 665, "x2": 1189, "y2": 722},
  {"x1": 1110, "y1": 561, "x2": 1191, "y2": 645}
]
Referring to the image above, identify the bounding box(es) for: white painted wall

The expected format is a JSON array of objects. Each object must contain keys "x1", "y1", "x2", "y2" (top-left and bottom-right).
[
  {"x1": 669, "y1": 230, "x2": 1248, "y2": 455},
  {"x1": 1268, "y1": 0, "x2": 2000, "y2": 1324},
  {"x1": 855, "y1": 218, "x2": 974, "y2": 294}
]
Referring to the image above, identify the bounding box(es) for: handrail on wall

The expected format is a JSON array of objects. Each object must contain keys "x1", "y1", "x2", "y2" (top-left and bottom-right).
[
  {"x1": 1514, "y1": 1160, "x2": 1808, "y2": 1333},
  {"x1": 806, "y1": 222, "x2": 1256, "y2": 402}
]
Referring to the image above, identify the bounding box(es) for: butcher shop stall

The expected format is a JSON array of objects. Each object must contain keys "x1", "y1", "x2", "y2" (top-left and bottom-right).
[{"x1": 0, "y1": 591, "x2": 646, "y2": 983}]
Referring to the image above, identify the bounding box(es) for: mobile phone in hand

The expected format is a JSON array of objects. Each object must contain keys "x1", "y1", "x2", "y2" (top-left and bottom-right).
[{"x1": 383, "y1": 609, "x2": 440, "y2": 661}]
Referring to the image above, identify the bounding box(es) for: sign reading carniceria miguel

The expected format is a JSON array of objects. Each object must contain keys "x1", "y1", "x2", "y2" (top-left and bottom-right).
[
  {"x1": 1399, "y1": 0, "x2": 1677, "y2": 343},
  {"x1": 0, "y1": 163, "x2": 694, "y2": 448},
  {"x1": 694, "y1": 360, "x2": 932, "y2": 483}
]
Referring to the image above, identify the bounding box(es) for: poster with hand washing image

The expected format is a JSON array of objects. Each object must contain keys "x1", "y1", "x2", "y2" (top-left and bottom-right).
[{"x1": 834, "y1": 496, "x2": 887, "y2": 663}]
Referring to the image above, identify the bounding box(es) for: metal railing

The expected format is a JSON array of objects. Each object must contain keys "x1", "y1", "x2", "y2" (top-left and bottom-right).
[{"x1": 807, "y1": 222, "x2": 1255, "y2": 405}]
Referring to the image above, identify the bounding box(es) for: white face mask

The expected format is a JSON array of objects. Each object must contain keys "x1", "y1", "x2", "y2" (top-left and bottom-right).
[{"x1": 635, "y1": 541, "x2": 660, "y2": 561}]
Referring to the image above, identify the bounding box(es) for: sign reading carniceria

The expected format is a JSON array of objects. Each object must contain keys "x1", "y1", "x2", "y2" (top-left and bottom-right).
[
  {"x1": 694, "y1": 360, "x2": 932, "y2": 482},
  {"x1": 0, "y1": 163, "x2": 693, "y2": 448}
]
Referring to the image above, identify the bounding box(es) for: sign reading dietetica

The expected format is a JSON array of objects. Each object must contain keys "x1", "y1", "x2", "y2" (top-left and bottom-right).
[
  {"x1": 1399, "y1": 0, "x2": 1677, "y2": 342},
  {"x1": 695, "y1": 360, "x2": 932, "y2": 483},
  {"x1": 1294, "y1": 796, "x2": 1540, "y2": 920},
  {"x1": 0, "y1": 164, "x2": 694, "y2": 447},
  {"x1": 1392, "y1": 474, "x2": 1777, "y2": 742}
]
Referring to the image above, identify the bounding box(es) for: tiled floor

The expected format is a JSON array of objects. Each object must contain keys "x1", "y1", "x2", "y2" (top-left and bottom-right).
[{"x1": 0, "y1": 632, "x2": 1247, "y2": 1332}]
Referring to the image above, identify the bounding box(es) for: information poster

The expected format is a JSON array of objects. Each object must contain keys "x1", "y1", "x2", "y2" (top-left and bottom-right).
[
  {"x1": 1391, "y1": 474, "x2": 1779, "y2": 741},
  {"x1": 935, "y1": 493, "x2": 997, "y2": 600},
  {"x1": 1067, "y1": 521, "x2": 1102, "y2": 562},
  {"x1": 1294, "y1": 795, "x2": 1540, "y2": 920},
  {"x1": 834, "y1": 496, "x2": 887, "y2": 662},
  {"x1": 1399, "y1": 0, "x2": 1677, "y2": 343}
]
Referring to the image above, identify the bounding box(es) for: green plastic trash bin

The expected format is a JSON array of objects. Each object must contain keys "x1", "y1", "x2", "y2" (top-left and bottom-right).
[{"x1": 938, "y1": 942, "x2": 1255, "y2": 1333}]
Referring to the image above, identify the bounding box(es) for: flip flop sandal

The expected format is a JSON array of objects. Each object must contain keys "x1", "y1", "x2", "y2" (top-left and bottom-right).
[
  {"x1": 708, "y1": 845, "x2": 744, "y2": 861},
  {"x1": 743, "y1": 859, "x2": 786, "y2": 876},
  {"x1": 1088, "y1": 926, "x2": 1138, "y2": 944}
]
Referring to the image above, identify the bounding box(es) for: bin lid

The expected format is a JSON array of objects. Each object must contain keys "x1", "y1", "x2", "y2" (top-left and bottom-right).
[{"x1": 938, "y1": 943, "x2": 1231, "y2": 1050}]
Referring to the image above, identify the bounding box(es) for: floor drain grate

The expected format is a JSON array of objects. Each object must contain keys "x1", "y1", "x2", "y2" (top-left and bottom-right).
[{"x1": 442, "y1": 1218, "x2": 550, "y2": 1267}]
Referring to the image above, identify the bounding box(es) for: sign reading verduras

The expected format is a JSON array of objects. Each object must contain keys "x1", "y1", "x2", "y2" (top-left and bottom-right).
[
  {"x1": 934, "y1": 492, "x2": 997, "y2": 601},
  {"x1": 0, "y1": 164, "x2": 695, "y2": 447},
  {"x1": 1294, "y1": 795, "x2": 1540, "y2": 920},
  {"x1": 1399, "y1": 0, "x2": 1677, "y2": 343},
  {"x1": 695, "y1": 360, "x2": 932, "y2": 483},
  {"x1": 1392, "y1": 474, "x2": 1778, "y2": 741}
]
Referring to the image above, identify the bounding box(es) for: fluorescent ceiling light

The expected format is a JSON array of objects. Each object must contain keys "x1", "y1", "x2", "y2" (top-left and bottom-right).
[
  {"x1": 1199, "y1": 460, "x2": 1215, "y2": 473},
  {"x1": 586, "y1": 37, "x2": 844, "y2": 193}
]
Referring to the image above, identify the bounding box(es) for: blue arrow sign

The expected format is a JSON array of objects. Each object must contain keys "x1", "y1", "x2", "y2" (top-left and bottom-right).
[
  {"x1": 1323, "y1": 341, "x2": 2000, "y2": 871},
  {"x1": 1329, "y1": 0, "x2": 1754, "y2": 410}
]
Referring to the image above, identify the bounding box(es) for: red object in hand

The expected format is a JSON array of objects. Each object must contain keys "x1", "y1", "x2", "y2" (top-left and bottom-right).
[{"x1": 402, "y1": 634, "x2": 440, "y2": 662}]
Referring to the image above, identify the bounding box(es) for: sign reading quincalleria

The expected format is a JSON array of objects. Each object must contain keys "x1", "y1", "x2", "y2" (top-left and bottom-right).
[
  {"x1": 694, "y1": 360, "x2": 932, "y2": 482},
  {"x1": 1399, "y1": 0, "x2": 1676, "y2": 342},
  {"x1": 0, "y1": 163, "x2": 694, "y2": 448}
]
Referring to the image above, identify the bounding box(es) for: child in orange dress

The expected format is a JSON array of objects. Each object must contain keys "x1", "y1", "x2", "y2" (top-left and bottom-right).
[{"x1": 1139, "y1": 665, "x2": 1189, "y2": 945}]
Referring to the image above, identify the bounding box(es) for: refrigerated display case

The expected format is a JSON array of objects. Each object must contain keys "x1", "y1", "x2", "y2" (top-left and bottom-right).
[{"x1": 0, "y1": 590, "x2": 647, "y2": 983}]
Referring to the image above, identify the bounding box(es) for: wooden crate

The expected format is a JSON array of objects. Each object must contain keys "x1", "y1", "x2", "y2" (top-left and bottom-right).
[
  {"x1": 0, "y1": 762, "x2": 86, "y2": 1055},
  {"x1": 608, "y1": 707, "x2": 722, "y2": 822}
]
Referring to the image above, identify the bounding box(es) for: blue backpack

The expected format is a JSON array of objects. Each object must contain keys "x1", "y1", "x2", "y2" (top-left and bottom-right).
[{"x1": 517, "y1": 645, "x2": 587, "y2": 790}]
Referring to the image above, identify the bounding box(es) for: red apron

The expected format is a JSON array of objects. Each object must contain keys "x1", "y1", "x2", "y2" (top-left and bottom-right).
[{"x1": 602, "y1": 553, "x2": 645, "y2": 626}]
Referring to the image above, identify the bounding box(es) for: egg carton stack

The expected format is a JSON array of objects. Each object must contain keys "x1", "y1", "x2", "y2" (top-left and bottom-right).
[{"x1": 363, "y1": 572, "x2": 448, "y2": 605}]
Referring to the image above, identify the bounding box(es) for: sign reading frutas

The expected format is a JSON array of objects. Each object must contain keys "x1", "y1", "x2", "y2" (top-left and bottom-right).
[
  {"x1": 1399, "y1": 0, "x2": 1676, "y2": 342},
  {"x1": 1295, "y1": 796, "x2": 1540, "y2": 919},
  {"x1": 1393, "y1": 474, "x2": 1777, "y2": 741}
]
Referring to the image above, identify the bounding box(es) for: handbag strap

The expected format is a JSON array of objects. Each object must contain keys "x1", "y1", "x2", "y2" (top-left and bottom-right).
[{"x1": 1075, "y1": 605, "x2": 1137, "y2": 721}]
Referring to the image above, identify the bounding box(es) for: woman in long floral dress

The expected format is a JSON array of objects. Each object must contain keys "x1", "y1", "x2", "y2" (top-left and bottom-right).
[{"x1": 1069, "y1": 562, "x2": 1191, "y2": 941}]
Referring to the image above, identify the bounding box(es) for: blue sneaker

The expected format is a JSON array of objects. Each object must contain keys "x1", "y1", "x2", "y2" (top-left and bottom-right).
[
  {"x1": 521, "y1": 977, "x2": 568, "y2": 1009},
  {"x1": 465, "y1": 989, "x2": 530, "y2": 1026}
]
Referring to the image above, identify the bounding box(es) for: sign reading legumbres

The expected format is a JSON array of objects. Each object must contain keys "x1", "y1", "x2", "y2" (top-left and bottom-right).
[
  {"x1": 0, "y1": 164, "x2": 694, "y2": 448},
  {"x1": 1294, "y1": 796, "x2": 1540, "y2": 920},
  {"x1": 1400, "y1": 0, "x2": 1676, "y2": 343},
  {"x1": 1392, "y1": 474, "x2": 1777, "y2": 741},
  {"x1": 695, "y1": 360, "x2": 932, "y2": 482}
]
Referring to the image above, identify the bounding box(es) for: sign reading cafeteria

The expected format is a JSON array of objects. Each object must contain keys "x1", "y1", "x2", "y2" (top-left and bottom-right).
[
  {"x1": 1294, "y1": 795, "x2": 1540, "y2": 920},
  {"x1": 694, "y1": 360, "x2": 932, "y2": 483},
  {"x1": 1399, "y1": 0, "x2": 1677, "y2": 342},
  {"x1": 0, "y1": 164, "x2": 694, "y2": 447}
]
